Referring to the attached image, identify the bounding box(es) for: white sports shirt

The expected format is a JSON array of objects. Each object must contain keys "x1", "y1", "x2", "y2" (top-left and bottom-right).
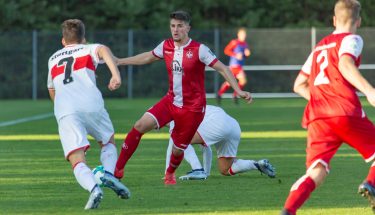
[{"x1": 47, "y1": 44, "x2": 105, "y2": 120}]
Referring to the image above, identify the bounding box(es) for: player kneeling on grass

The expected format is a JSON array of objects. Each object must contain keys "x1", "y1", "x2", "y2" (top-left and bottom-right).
[
  {"x1": 165, "y1": 105, "x2": 276, "y2": 180},
  {"x1": 47, "y1": 19, "x2": 130, "y2": 210}
]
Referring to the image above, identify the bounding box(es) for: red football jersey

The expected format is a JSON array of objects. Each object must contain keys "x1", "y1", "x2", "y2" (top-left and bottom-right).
[
  {"x1": 300, "y1": 32, "x2": 364, "y2": 128},
  {"x1": 152, "y1": 38, "x2": 218, "y2": 112}
]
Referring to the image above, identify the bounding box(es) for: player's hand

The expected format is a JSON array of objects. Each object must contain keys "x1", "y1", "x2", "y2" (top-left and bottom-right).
[
  {"x1": 244, "y1": 49, "x2": 250, "y2": 57},
  {"x1": 238, "y1": 91, "x2": 253, "y2": 104},
  {"x1": 235, "y1": 53, "x2": 243, "y2": 60},
  {"x1": 108, "y1": 76, "x2": 121, "y2": 91}
]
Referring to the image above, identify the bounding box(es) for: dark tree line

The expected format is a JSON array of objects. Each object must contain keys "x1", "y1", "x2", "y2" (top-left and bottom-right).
[{"x1": 1, "y1": 0, "x2": 374, "y2": 31}]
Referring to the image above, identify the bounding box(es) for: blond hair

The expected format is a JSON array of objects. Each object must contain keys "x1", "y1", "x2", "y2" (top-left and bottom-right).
[{"x1": 334, "y1": 0, "x2": 361, "y2": 24}]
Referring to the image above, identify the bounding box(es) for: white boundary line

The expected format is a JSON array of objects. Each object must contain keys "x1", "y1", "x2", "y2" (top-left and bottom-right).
[{"x1": 0, "y1": 113, "x2": 54, "y2": 127}]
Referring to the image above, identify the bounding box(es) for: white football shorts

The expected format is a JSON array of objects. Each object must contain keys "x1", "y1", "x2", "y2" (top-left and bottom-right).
[
  {"x1": 58, "y1": 109, "x2": 114, "y2": 159},
  {"x1": 198, "y1": 114, "x2": 241, "y2": 158}
]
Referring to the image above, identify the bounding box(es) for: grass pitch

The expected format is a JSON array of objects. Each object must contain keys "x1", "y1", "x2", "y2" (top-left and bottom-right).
[{"x1": 0, "y1": 98, "x2": 374, "y2": 215}]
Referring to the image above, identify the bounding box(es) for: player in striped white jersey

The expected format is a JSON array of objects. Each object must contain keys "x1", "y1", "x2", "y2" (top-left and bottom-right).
[
  {"x1": 47, "y1": 19, "x2": 129, "y2": 210},
  {"x1": 165, "y1": 105, "x2": 276, "y2": 180}
]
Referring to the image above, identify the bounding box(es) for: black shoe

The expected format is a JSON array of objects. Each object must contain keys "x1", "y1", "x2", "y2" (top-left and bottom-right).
[
  {"x1": 233, "y1": 96, "x2": 238, "y2": 105},
  {"x1": 280, "y1": 209, "x2": 293, "y2": 215},
  {"x1": 358, "y1": 182, "x2": 375, "y2": 212},
  {"x1": 216, "y1": 94, "x2": 222, "y2": 105}
]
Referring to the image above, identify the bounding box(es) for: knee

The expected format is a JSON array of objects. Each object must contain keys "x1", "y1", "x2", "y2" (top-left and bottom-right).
[
  {"x1": 239, "y1": 78, "x2": 247, "y2": 85},
  {"x1": 134, "y1": 119, "x2": 151, "y2": 133},
  {"x1": 307, "y1": 163, "x2": 328, "y2": 187},
  {"x1": 219, "y1": 167, "x2": 230, "y2": 176}
]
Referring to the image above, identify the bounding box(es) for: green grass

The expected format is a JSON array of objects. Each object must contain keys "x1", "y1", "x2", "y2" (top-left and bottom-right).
[{"x1": 1, "y1": 98, "x2": 375, "y2": 215}]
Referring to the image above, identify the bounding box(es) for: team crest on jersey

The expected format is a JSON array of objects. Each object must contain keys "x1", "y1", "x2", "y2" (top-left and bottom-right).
[{"x1": 186, "y1": 50, "x2": 193, "y2": 59}]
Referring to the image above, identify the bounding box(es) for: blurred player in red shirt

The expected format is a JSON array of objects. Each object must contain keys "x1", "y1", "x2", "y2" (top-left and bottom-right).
[
  {"x1": 281, "y1": 1, "x2": 375, "y2": 214},
  {"x1": 114, "y1": 11, "x2": 252, "y2": 185},
  {"x1": 217, "y1": 27, "x2": 251, "y2": 105}
]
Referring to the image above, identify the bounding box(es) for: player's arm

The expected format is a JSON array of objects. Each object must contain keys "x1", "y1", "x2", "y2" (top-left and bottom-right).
[
  {"x1": 48, "y1": 89, "x2": 55, "y2": 101},
  {"x1": 116, "y1": 51, "x2": 159, "y2": 66},
  {"x1": 224, "y1": 40, "x2": 236, "y2": 57},
  {"x1": 97, "y1": 45, "x2": 121, "y2": 91},
  {"x1": 339, "y1": 55, "x2": 375, "y2": 106},
  {"x1": 212, "y1": 61, "x2": 252, "y2": 103},
  {"x1": 244, "y1": 47, "x2": 251, "y2": 57},
  {"x1": 293, "y1": 73, "x2": 310, "y2": 100}
]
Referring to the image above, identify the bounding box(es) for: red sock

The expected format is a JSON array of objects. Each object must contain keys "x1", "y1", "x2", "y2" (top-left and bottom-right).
[
  {"x1": 116, "y1": 127, "x2": 144, "y2": 171},
  {"x1": 233, "y1": 83, "x2": 244, "y2": 97},
  {"x1": 166, "y1": 151, "x2": 184, "y2": 174},
  {"x1": 218, "y1": 83, "x2": 230, "y2": 96},
  {"x1": 366, "y1": 163, "x2": 375, "y2": 186},
  {"x1": 284, "y1": 175, "x2": 316, "y2": 214}
]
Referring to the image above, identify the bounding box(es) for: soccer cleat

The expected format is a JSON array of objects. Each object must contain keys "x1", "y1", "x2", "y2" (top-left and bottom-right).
[
  {"x1": 358, "y1": 182, "x2": 375, "y2": 211},
  {"x1": 233, "y1": 96, "x2": 239, "y2": 105},
  {"x1": 84, "y1": 185, "x2": 103, "y2": 210},
  {"x1": 280, "y1": 209, "x2": 294, "y2": 215},
  {"x1": 179, "y1": 168, "x2": 208, "y2": 180},
  {"x1": 164, "y1": 172, "x2": 176, "y2": 185},
  {"x1": 114, "y1": 167, "x2": 124, "y2": 179},
  {"x1": 101, "y1": 172, "x2": 131, "y2": 199},
  {"x1": 255, "y1": 159, "x2": 276, "y2": 178},
  {"x1": 216, "y1": 94, "x2": 222, "y2": 105}
]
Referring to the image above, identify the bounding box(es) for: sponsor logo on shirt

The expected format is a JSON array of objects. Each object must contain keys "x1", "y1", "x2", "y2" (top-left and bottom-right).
[
  {"x1": 165, "y1": 51, "x2": 172, "y2": 55},
  {"x1": 172, "y1": 60, "x2": 183, "y2": 74}
]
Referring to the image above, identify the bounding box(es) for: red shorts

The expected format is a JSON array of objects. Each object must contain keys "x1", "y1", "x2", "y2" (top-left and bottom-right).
[
  {"x1": 147, "y1": 96, "x2": 205, "y2": 150},
  {"x1": 306, "y1": 116, "x2": 375, "y2": 173},
  {"x1": 230, "y1": 66, "x2": 246, "y2": 79}
]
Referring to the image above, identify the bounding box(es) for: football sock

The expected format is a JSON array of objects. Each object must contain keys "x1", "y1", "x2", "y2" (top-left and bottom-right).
[
  {"x1": 233, "y1": 83, "x2": 245, "y2": 97},
  {"x1": 284, "y1": 175, "x2": 316, "y2": 214},
  {"x1": 218, "y1": 83, "x2": 230, "y2": 96},
  {"x1": 228, "y1": 159, "x2": 257, "y2": 175},
  {"x1": 73, "y1": 162, "x2": 97, "y2": 192},
  {"x1": 166, "y1": 151, "x2": 185, "y2": 174},
  {"x1": 100, "y1": 143, "x2": 117, "y2": 174},
  {"x1": 366, "y1": 162, "x2": 375, "y2": 186},
  {"x1": 184, "y1": 145, "x2": 203, "y2": 170},
  {"x1": 116, "y1": 127, "x2": 144, "y2": 171},
  {"x1": 201, "y1": 145, "x2": 212, "y2": 175}
]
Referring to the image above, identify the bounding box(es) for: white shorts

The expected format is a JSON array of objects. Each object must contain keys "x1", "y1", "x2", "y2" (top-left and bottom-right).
[
  {"x1": 197, "y1": 107, "x2": 241, "y2": 158},
  {"x1": 58, "y1": 109, "x2": 114, "y2": 159}
]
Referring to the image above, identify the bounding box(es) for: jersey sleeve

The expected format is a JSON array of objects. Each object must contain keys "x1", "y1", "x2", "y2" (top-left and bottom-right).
[
  {"x1": 300, "y1": 52, "x2": 314, "y2": 76},
  {"x1": 152, "y1": 41, "x2": 164, "y2": 59},
  {"x1": 89, "y1": 44, "x2": 105, "y2": 65},
  {"x1": 224, "y1": 40, "x2": 237, "y2": 57},
  {"x1": 339, "y1": 35, "x2": 363, "y2": 60},
  {"x1": 199, "y1": 44, "x2": 218, "y2": 67}
]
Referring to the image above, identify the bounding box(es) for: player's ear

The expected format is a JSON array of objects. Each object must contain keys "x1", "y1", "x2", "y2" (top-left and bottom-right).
[
  {"x1": 62, "y1": 38, "x2": 66, "y2": 46},
  {"x1": 356, "y1": 17, "x2": 361, "y2": 28},
  {"x1": 333, "y1": 16, "x2": 337, "y2": 27},
  {"x1": 82, "y1": 38, "x2": 87, "y2": 44}
]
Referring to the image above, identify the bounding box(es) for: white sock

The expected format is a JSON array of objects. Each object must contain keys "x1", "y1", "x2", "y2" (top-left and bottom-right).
[
  {"x1": 73, "y1": 162, "x2": 97, "y2": 192},
  {"x1": 229, "y1": 159, "x2": 257, "y2": 175},
  {"x1": 100, "y1": 143, "x2": 117, "y2": 174},
  {"x1": 200, "y1": 145, "x2": 212, "y2": 175},
  {"x1": 184, "y1": 144, "x2": 203, "y2": 170}
]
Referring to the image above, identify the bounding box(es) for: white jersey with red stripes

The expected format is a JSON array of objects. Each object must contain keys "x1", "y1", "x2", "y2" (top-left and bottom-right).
[
  {"x1": 152, "y1": 38, "x2": 218, "y2": 112},
  {"x1": 47, "y1": 44, "x2": 104, "y2": 120},
  {"x1": 300, "y1": 31, "x2": 364, "y2": 128}
]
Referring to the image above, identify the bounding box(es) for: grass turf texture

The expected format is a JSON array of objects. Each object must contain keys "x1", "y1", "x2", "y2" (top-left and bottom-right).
[{"x1": 0, "y1": 98, "x2": 375, "y2": 215}]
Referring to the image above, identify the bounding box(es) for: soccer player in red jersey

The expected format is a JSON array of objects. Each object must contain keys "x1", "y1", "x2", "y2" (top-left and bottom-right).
[
  {"x1": 217, "y1": 27, "x2": 251, "y2": 105},
  {"x1": 281, "y1": 1, "x2": 375, "y2": 214},
  {"x1": 114, "y1": 11, "x2": 252, "y2": 185}
]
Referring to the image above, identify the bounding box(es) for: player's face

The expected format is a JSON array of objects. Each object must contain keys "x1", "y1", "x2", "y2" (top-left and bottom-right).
[
  {"x1": 170, "y1": 19, "x2": 190, "y2": 43},
  {"x1": 237, "y1": 30, "x2": 246, "y2": 42}
]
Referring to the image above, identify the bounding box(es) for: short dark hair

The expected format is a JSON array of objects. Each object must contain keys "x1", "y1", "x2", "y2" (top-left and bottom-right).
[
  {"x1": 61, "y1": 19, "x2": 85, "y2": 43},
  {"x1": 170, "y1": 10, "x2": 191, "y2": 25}
]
